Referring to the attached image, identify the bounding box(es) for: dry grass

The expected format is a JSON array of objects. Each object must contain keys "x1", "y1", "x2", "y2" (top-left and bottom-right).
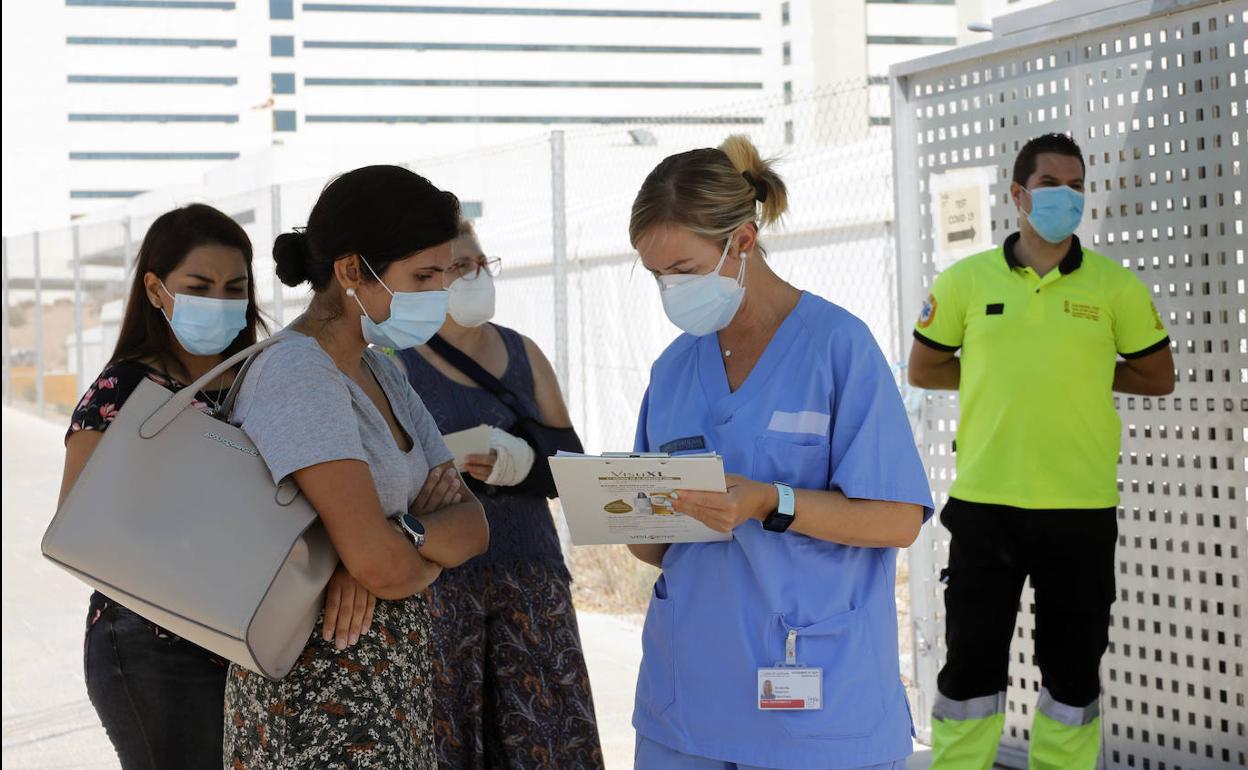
[{"x1": 570, "y1": 545, "x2": 659, "y2": 617}]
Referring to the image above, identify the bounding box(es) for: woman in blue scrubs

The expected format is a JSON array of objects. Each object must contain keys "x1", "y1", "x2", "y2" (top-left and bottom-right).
[{"x1": 627, "y1": 135, "x2": 934, "y2": 770}]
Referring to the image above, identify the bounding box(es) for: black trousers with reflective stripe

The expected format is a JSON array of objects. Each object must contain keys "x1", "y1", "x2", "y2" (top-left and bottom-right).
[{"x1": 937, "y1": 498, "x2": 1117, "y2": 711}]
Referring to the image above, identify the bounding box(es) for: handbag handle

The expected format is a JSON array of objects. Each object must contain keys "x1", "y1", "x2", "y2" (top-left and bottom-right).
[{"x1": 139, "y1": 335, "x2": 286, "y2": 439}]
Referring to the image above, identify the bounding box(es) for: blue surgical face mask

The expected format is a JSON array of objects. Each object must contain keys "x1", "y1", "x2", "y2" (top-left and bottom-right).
[
  {"x1": 354, "y1": 259, "x2": 448, "y2": 349},
  {"x1": 160, "y1": 282, "x2": 248, "y2": 356},
  {"x1": 1023, "y1": 185, "x2": 1084, "y2": 243},
  {"x1": 655, "y1": 238, "x2": 745, "y2": 337}
]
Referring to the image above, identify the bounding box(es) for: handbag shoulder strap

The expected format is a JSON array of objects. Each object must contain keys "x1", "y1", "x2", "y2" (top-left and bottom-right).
[
  {"x1": 139, "y1": 334, "x2": 286, "y2": 439},
  {"x1": 426, "y1": 334, "x2": 527, "y2": 415},
  {"x1": 216, "y1": 342, "x2": 271, "y2": 419}
]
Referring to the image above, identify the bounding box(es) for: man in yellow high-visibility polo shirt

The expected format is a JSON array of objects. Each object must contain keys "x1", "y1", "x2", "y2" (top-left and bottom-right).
[{"x1": 908, "y1": 133, "x2": 1175, "y2": 770}]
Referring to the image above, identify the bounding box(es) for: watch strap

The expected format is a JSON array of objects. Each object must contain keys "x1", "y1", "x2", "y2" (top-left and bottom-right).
[{"x1": 763, "y1": 482, "x2": 796, "y2": 532}]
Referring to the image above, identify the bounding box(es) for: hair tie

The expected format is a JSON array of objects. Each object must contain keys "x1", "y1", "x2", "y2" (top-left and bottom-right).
[{"x1": 741, "y1": 171, "x2": 768, "y2": 204}]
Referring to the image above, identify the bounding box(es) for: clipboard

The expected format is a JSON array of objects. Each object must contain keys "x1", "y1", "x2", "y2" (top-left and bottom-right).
[{"x1": 550, "y1": 453, "x2": 729, "y2": 545}]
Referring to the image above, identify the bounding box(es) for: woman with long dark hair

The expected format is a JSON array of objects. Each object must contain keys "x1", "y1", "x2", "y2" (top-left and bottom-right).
[{"x1": 57, "y1": 203, "x2": 269, "y2": 769}]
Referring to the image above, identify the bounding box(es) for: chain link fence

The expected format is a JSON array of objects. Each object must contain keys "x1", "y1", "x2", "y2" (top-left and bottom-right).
[
  {"x1": 1, "y1": 77, "x2": 913, "y2": 689},
  {"x1": 2, "y1": 80, "x2": 903, "y2": 446}
]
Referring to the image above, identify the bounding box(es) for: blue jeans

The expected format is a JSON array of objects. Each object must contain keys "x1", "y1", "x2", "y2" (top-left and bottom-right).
[{"x1": 84, "y1": 595, "x2": 227, "y2": 770}]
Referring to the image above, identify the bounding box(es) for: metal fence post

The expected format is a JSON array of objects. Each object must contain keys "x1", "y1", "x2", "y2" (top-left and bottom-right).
[
  {"x1": 889, "y1": 70, "x2": 941, "y2": 743},
  {"x1": 270, "y1": 184, "x2": 284, "y2": 326},
  {"x1": 550, "y1": 130, "x2": 570, "y2": 397},
  {"x1": 122, "y1": 216, "x2": 133, "y2": 280},
  {"x1": 72, "y1": 225, "x2": 86, "y2": 396},
  {"x1": 33, "y1": 231, "x2": 45, "y2": 416},
  {"x1": 1, "y1": 237, "x2": 10, "y2": 405}
]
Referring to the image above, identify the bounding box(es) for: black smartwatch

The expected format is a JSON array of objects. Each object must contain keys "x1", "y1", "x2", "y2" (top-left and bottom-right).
[
  {"x1": 398, "y1": 513, "x2": 426, "y2": 549},
  {"x1": 762, "y1": 482, "x2": 796, "y2": 533}
]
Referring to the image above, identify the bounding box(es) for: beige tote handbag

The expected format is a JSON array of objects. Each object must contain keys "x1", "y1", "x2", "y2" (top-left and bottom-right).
[{"x1": 42, "y1": 336, "x2": 338, "y2": 679}]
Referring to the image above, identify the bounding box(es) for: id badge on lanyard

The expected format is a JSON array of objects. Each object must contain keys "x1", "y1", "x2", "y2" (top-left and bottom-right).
[{"x1": 757, "y1": 628, "x2": 823, "y2": 710}]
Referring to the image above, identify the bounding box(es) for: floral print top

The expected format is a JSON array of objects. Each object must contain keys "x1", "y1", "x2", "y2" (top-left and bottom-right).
[
  {"x1": 69, "y1": 359, "x2": 230, "y2": 649},
  {"x1": 67, "y1": 360, "x2": 227, "y2": 441}
]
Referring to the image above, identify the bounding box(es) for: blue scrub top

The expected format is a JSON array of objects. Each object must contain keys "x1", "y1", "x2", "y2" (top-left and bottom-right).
[{"x1": 632, "y1": 293, "x2": 934, "y2": 769}]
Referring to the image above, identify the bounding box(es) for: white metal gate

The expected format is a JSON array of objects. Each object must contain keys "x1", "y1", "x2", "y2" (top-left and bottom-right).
[{"x1": 889, "y1": 1, "x2": 1246, "y2": 767}]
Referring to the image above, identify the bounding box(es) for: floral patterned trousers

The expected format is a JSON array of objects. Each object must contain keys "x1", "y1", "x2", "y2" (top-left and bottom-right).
[
  {"x1": 426, "y1": 562, "x2": 604, "y2": 770},
  {"x1": 224, "y1": 594, "x2": 436, "y2": 770}
]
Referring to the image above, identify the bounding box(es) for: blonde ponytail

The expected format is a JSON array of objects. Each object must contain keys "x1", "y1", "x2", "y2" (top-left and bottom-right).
[
  {"x1": 718, "y1": 134, "x2": 788, "y2": 227},
  {"x1": 629, "y1": 134, "x2": 789, "y2": 252}
]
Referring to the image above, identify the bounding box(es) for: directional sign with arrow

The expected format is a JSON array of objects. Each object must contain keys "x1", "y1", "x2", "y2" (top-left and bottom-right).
[{"x1": 930, "y1": 166, "x2": 995, "y2": 270}]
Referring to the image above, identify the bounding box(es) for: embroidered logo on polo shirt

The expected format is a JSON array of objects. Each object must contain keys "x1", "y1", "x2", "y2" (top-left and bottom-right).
[
  {"x1": 1064, "y1": 300, "x2": 1101, "y2": 321},
  {"x1": 918, "y1": 294, "x2": 937, "y2": 328}
]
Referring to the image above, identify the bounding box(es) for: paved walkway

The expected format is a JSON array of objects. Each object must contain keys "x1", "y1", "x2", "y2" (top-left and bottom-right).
[
  {"x1": 2, "y1": 406, "x2": 938, "y2": 770},
  {"x1": 2, "y1": 406, "x2": 117, "y2": 768},
  {"x1": 0, "y1": 407, "x2": 647, "y2": 769}
]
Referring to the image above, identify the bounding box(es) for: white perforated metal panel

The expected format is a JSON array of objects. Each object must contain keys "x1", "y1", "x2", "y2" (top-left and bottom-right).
[{"x1": 890, "y1": 1, "x2": 1246, "y2": 768}]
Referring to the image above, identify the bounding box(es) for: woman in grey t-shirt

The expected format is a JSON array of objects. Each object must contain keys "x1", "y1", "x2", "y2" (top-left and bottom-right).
[{"x1": 224, "y1": 165, "x2": 489, "y2": 769}]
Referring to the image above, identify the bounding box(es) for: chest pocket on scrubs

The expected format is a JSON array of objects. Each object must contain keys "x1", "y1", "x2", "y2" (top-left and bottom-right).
[
  {"x1": 753, "y1": 435, "x2": 831, "y2": 490},
  {"x1": 766, "y1": 606, "x2": 887, "y2": 738},
  {"x1": 637, "y1": 575, "x2": 677, "y2": 718}
]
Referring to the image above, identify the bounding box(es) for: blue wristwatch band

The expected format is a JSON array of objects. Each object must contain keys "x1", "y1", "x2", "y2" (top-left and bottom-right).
[{"x1": 763, "y1": 482, "x2": 796, "y2": 532}]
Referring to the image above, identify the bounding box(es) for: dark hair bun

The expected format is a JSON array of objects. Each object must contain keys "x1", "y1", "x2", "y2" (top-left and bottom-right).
[{"x1": 273, "y1": 230, "x2": 312, "y2": 287}]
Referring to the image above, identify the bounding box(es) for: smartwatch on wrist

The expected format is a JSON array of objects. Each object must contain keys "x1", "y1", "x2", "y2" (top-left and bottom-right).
[
  {"x1": 398, "y1": 513, "x2": 426, "y2": 549},
  {"x1": 762, "y1": 482, "x2": 796, "y2": 533}
]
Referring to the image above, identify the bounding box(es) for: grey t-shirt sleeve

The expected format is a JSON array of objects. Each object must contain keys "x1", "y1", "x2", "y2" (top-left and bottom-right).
[{"x1": 239, "y1": 342, "x2": 369, "y2": 485}]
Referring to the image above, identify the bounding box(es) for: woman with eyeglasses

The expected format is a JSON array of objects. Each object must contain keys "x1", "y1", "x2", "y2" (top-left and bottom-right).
[{"x1": 395, "y1": 221, "x2": 604, "y2": 769}]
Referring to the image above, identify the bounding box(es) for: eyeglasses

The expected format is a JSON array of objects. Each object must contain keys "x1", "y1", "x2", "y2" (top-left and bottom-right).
[{"x1": 449, "y1": 257, "x2": 502, "y2": 282}]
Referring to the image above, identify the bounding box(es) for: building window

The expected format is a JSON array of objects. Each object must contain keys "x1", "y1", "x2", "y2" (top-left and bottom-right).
[
  {"x1": 69, "y1": 74, "x2": 237, "y2": 85},
  {"x1": 302, "y1": 4, "x2": 759, "y2": 19},
  {"x1": 270, "y1": 35, "x2": 294, "y2": 56},
  {"x1": 70, "y1": 190, "x2": 146, "y2": 199},
  {"x1": 866, "y1": 35, "x2": 958, "y2": 45},
  {"x1": 273, "y1": 110, "x2": 297, "y2": 131},
  {"x1": 782, "y1": 41, "x2": 791, "y2": 65},
  {"x1": 303, "y1": 40, "x2": 761, "y2": 56},
  {"x1": 784, "y1": 120, "x2": 794, "y2": 144},
  {"x1": 783, "y1": 81, "x2": 792, "y2": 105},
  {"x1": 272, "y1": 73, "x2": 295, "y2": 94},
  {"x1": 305, "y1": 114, "x2": 764, "y2": 126},
  {"x1": 67, "y1": 36, "x2": 235, "y2": 48},
  {"x1": 304, "y1": 77, "x2": 762, "y2": 90},
  {"x1": 70, "y1": 151, "x2": 240, "y2": 160},
  {"x1": 780, "y1": 2, "x2": 790, "y2": 25},
  {"x1": 68, "y1": 113, "x2": 239, "y2": 123},
  {"x1": 269, "y1": 0, "x2": 292, "y2": 18},
  {"x1": 66, "y1": 0, "x2": 236, "y2": 8}
]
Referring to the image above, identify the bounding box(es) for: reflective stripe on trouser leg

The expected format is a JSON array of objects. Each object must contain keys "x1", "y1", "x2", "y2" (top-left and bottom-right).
[
  {"x1": 1028, "y1": 688, "x2": 1101, "y2": 770},
  {"x1": 929, "y1": 691, "x2": 1006, "y2": 770}
]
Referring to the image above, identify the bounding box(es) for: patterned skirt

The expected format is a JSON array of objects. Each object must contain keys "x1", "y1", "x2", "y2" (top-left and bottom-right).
[
  {"x1": 426, "y1": 561, "x2": 604, "y2": 770},
  {"x1": 223, "y1": 594, "x2": 436, "y2": 770}
]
